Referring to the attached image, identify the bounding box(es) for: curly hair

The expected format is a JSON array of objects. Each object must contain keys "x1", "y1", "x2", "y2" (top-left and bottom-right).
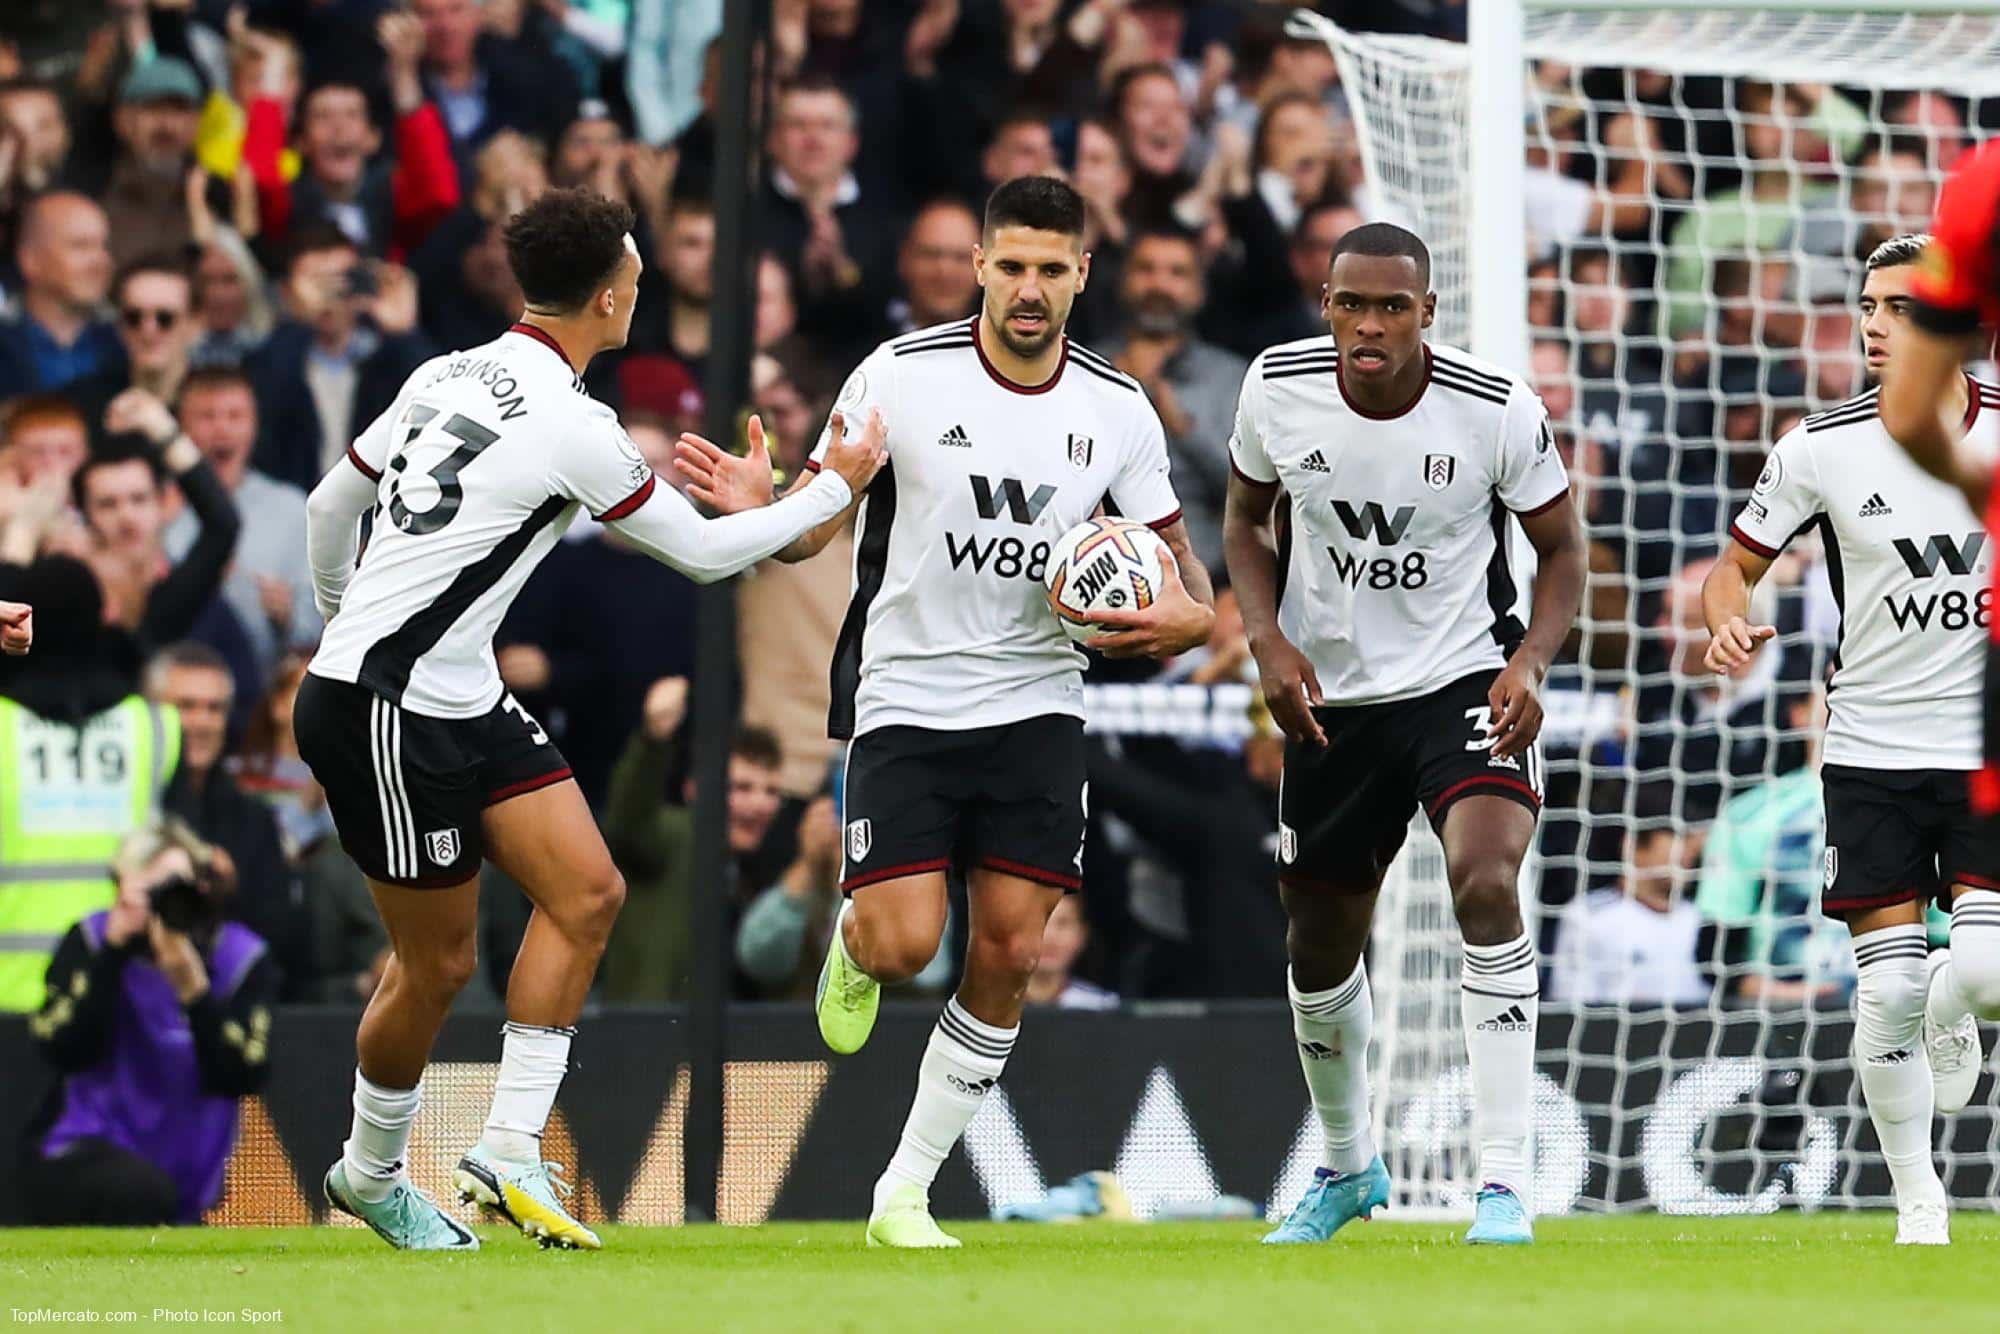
[{"x1": 502, "y1": 187, "x2": 637, "y2": 314}]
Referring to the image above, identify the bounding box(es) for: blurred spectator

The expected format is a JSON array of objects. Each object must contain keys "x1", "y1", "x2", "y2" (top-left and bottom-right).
[
  {"x1": 0, "y1": 555, "x2": 173, "y2": 1013},
  {"x1": 165, "y1": 367, "x2": 320, "y2": 682},
  {"x1": 1228, "y1": 197, "x2": 1357, "y2": 354},
  {"x1": 626, "y1": 0, "x2": 723, "y2": 149},
  {"x1": 735, "y1": 794, "x2": 841, "y2": 998},
  {"x1": 1696, "y1": 691, "x2": 1853, "y2": 1005},
  {"x1": 102, "y1": 58, "x2": 204, "y2": 270},
  {"x1": 761, "y1": 77, "x2": 898, "y2": 356},
  {"x1": 599, "y1": 681, "x2": 787, "y2": 1002},
  {"x1": 982, "y1": 111, "x2": 1061, "y2": 192},
  {"x1": 0, "y1": 191, "x2": 118, "y2": 399},
  {"x1": 1885, "y1": 89, "x2": 1966, "y2": 172},
  {"x1": 0, "y1": 395, "x2": 92, "y2": 566},
  {"x1": 1025, "y1": 894, "x2": 1118, "y2": 1010},
  {"x1": 232, "y1": 654, "x2": 385, "y2": 1005},
  {"x1": 244, "y1": 15, "x2": 461, "y2": 260},
  {"x1": 1112, "y1": 63, "x2": 1195, "y2": 228},
  {"x1": 188, "y1": 237, "x2": 275, "y2": 370},
  {"x1": 1107, "y1": 227, "x2": 1246, "y2": 576},
  {"x1": 888, "y1": 198, "x2": 980, "y2": 336},
  {"x1": 1548, "y1": 786, "x2": 1712, "y2": 1005},
  {"x1": 20, "y1": 818, "x2": 273, "y2": 1224},
  {"x1": 246, "y1": 225, "x2": 435, "y2": 492},
  {"x1": 146, "y1": 643, "x2": 311, "y2": 998},
  {"x1": 1072, "y1": 116, "x2": 1133, "y2": 254},
  {"x1": 2, "y1": 391, "x2": 87, "y2": 486},
  {"x1": 414, "y1": 0, "x2": 579, "y2": 161},
  {"x1": 0, "y1": 78, "x2": 74, "y2": 252},
  {"x1": 738, "y1": 357, "x2": 851, "y2": 802},
  {"x1": 67, "y1": 254, "x2": 196, "y2": 428},
  {"x1": 410, "y1": 131, "x2": 545, "y2": 348},
  {"x1": 1215, "y1": 9, "x2": 1342, "y2": 137}
]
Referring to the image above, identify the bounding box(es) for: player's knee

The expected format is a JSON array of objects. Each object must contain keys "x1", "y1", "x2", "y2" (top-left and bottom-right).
[
  {"x1": 406, "y1": 934, "x2": 479, "y2": 1002},
  {"x1": 862, "y1": 928, "x2": 940, "y2": 984},
  {"x1": 581, "y1": 865, "x2": 627, "y2": 936},
  {"x1": 1447, "y1": 857, "x2": 1523, "y2": 943},
  {"x1": 967, "y1": 922, "x2": 1043, "y2": 983}
]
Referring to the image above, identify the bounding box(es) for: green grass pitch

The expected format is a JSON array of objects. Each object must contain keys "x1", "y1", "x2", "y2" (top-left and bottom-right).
[{"x1": 6, "y1": 1215, "x2": 1994, "y2": 1333}]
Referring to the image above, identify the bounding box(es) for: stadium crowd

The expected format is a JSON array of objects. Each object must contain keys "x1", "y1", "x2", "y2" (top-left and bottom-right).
[{"x1": 0, "y1": 0, "x2": 1987, "y2": 1028}]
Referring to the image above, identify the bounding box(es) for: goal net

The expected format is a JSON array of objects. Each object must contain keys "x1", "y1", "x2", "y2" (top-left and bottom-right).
[{"x1": 1297, "y1": 4, "x2": 2000, "y2": 1216}]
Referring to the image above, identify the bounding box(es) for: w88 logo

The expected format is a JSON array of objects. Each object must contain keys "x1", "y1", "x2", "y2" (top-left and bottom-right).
[{"x1": 945, "y1": 532, "x2": 1052, "y2": 581}]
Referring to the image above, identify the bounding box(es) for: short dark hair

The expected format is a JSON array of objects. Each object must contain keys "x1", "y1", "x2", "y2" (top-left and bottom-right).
[
  {"x1": 1109, "y1": 62, "x2": 1180, "y2": 122},
  {"x1": 779, "y1": 75, "x2": 858, "y2": 132},
  {"x1": 1329, "y1": 222, "x2": 1431, "y2": 287},
  {"x1": 285, "y1": 222, "x2": 358, "y2": 276},
  {"x1": 503, "y1": 187, "x2": 637, "y2": 313},
  {"x1": 983, "y1": 175, "x2": 1086, "y2": 241},
  {"x1": 74, "y1": 435, "x2": 164, "y2": 511},
  {"x1": 732, "y1": 725, "x2": 783, "y2": 772},
  {"x1": 114, "y1": 253, "x2": 192, "y2": 306},
  {"x1": 1127, "y1": 224, "x2": 1201, "y2": 260},
  {"x1": 300, "y1": 79, "x2": 378, "y2": 128},
  {"x1": 146, "y1": 640, "x2": 234, "y2": 698},
  {"x1": 1866, "y1": 232, "x2": 1932, "y2": 272},
  {"x1": 181, "y1": 365, "x2": 256, "y2": 401}
]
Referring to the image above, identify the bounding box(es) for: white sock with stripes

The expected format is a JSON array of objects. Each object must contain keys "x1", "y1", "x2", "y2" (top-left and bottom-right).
[
  {"x1": 1460, "y1": 934, "x2": 1538, "y2": 1201},
  {"x1": 480, "y1": 1021, "x2": 574, "y2": 1164},
  {"x1": 1927, "y1": 890, "x2": 2000, "y2": 1025},
  {"x1": 344, "y1": 1071, "x2": 420, "y2": 1203},
  {"x1": 873, "y1": 999, "x2": 1015, "y2": 1216},
  {"x1": 1852, "y1": 924, "x2": 1944, "y2": 1208},
  {"x1": 1289, "y1": 963, "x2": 1378, "y2": 1174}
]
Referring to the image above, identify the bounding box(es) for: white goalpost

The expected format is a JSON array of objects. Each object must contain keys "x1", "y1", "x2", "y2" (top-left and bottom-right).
[{"x1": 1292, "y1": 1, "x2": 2000, "y2": 1217}]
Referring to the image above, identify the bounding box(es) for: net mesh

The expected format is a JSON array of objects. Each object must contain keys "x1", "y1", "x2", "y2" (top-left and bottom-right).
[{"x1": 1307, "y1": 5, "x2": 2000, "y2": 1216}]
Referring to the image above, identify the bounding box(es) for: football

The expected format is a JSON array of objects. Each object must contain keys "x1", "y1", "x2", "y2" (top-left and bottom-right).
[{"x1": 1044, "y1": 517, "x2": 1172, "y2": 646}]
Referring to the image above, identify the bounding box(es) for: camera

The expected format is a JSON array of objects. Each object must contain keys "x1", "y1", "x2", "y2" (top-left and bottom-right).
[
  {"x1": 342, "y1": 264, "x2": 379, "y2": 299},
  {"x1": 148, "y1": 873, "x2": 215, "y2": 934}
]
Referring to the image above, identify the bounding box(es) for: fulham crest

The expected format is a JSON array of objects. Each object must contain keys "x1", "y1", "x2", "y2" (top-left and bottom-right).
[
  {"x1": 847, "y1": 818, "x2": 873, "y2": 864},
  {"x1": 426, "y1": 828, "x2": 461, "y2": 867},
  {"x1": 1067, "y1": 433, "x2": 1094, "y2": 472},
  {"x1": 1423, "y1": 453, "x2": 1456, "y2": 491},
  {"x1": 1823, "y1": 846, "x2": 1838, "y2": 890}
]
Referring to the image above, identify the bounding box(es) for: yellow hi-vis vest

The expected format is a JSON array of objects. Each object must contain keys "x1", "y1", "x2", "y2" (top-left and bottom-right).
[{"x1": 0, "y1": 695, "x2": 180, "y2": 1011}]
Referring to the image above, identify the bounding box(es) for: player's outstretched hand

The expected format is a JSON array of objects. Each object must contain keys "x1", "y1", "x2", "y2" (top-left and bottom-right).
[
  {"x1": 1702, "y1": 615, "x2": 1775, "y2": 677},
  {"x1": 0, "y1": 599, "x2": 31, "y2": 656},
  {"x1": 1085, "y1": 546, "x2": 1215, "y2": 660},
  {"x1": 676, "y1": 416, "x2": 776, "y2": 514},
  {"x1": 1486, "y1": 660, "x2": 1544, "y2": 760},
  {"x1": 1249, "y1": 632, "x2": 1326, "y2": 748},
  {"x1": 819, "y1": 408, "x2": 888, "y2": 498}
]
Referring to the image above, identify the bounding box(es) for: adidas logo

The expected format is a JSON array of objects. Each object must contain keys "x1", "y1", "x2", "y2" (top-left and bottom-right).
[
  {"x1": 1300, "y1": 450, "x2": 1331, "y2": 473},
  {"x1": 1475, "y1": 1004, "x2": 1532, "y2": 1033},
  {"x1": 1866, "y1": 1046, "x2": 1915, "y2": 1066},
  {"x1": 1298, "y1": 1039, "x2": 1339, "y2": 1060},
  {"x1": 946, "y1": 1073, "x2": 998, "y2": 1096},
  {"x1": 938, "y1": 423, "x2": 972, "y2": 448},
  {"x1": 1858, "y1": 492, "x2": 1893, "y2": 517}
]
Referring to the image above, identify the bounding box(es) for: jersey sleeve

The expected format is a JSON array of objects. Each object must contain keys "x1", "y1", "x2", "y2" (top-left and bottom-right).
[
  {"x1": 1109, "y1": 395, "x2": 1183, "y2": 530},
  {"x1": 1227, "y1": 363, "x2": 1278, "y2": 485},
  {"x1": 1912, "y1": 138, "x2": 2000, "y2": 336},
  {"x1": 552, "y1": 408, "x2": 659, "y2": 521},
  {"x1": 345, "y1": 398, "x2": 396, "y2": 483},
  {"x1": 1728, "y1": 424, "x2": 1821, "y2": 559},
  {"x1": 808, "y1": 344, "x2": 896, "y2": 474},
  {"x1": 1495, "y1": 382, "x2": 1570, "y2": 516}
]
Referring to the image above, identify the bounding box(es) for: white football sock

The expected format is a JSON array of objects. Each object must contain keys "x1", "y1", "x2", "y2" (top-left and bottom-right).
[
  {"x1": 1928, "y1": 890, "x2": 2000, "y2": 1025},
  {"x1": 1852, "y1": 925, "x2": 1945, "y2": 1208},
  {"x1": 344, "y1": 1071, "x2": 421, "y2": 1203},
  {"x1": 1460, "y1": 934, "x2": 1538, "y2": 1201},
  {"x1": 1289, "y1": 963, "x2": 1378, "y2": 1175},
  {"x1": 874, "y1": 999, "x2": 1015, "y2": 1216},
  {"x1": 480, "y1": 1021, "x2": 574, "y2": 1164}
]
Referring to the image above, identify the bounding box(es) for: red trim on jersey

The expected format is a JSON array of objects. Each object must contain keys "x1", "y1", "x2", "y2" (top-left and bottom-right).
[
  {"x1": 1823, "y1": 887, "x2": 1924, "y2": 913},
  {"x1": 1425, "y1": 774, "x2": 1540, "y2": 821},
  {"x1": 1960, "y1": 373, "x2": 1982, "y2": 432},
  {"x1": 977, "y1": 856, "x2": 1083, "y2": 892},
  {"x1": 1511, "y1": 489, "x2": 1567, "y2": 519},
  {"x1": 842, "y1": 857, "x2": 951, "y2": 892},
  {"x1": 346, "y1": 446, "x2": 382, "y2": 481},
  {"x1": 1338, "y1": 345, "x2": 1433, "y2": 421},
  {"x1": 508, "y1": 321, "x2": 576, "y2": 372},
  {"x1": 971, "y1": 316, "x2": 1069, "y2": 395},
  {"x1": 486, "y1": 767, "x2": 574, "y2": 806},
  {"x1": 803, "y1": 458, "x2": 823, "y2": 473},
  {"x1": 593, "y1": 473, "x2": 656, "y2": 522},
  {"x1": 1949, "y1": 869, "x2": 2000, "y2": 892},
  {"x1": 1144, "y1": 509, "x2": 1183, "y2": 532},
  {"x1": 1729, "y1": 523, "x2": 1783, "y2": 560},
  {"x1": 1230, "y1": 459, "x2": 1277, "y2": 488}
]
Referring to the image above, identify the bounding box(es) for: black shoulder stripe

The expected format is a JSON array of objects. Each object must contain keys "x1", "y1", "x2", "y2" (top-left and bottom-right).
[
  {"x1": 1067, "y1": 346, "x2": 1140, "y2": 390},
  {"x1": 893, "y1": 322, "x2": 973, "y2": 347},
  {"x1": 1430, "y1": 354, "x2": 1512, "y2": 394},
  {"x1": 1804, "y1": 406, "x2": 1880, "y2": 433},
  {"x1": 893, "y1": 338, "x2": 974, "y2": 358},
  {"x1": 1072, "y1": 359, "x2": 1140, "y2": 392},
  {"x1": 1430, "y1": 374, "x2": 1509, "y2": 407},
  {"x1": 1264, "y1": 363, "x2": 1340, "y2": 382},
  {"x1": 1067, "y1": 342, "x2": 1119, "y2": 370},
  {"x1": 1265, "y1": 344, "x2": 1340, "y2": 365},
  {"x1": 1804, "y1": 388, "x2": 1879, "y2": 423}
]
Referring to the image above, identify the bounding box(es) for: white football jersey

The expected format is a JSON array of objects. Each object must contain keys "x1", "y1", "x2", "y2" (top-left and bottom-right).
[
  {"x1": 811, "y1": 319, "x2": 1183, "y2": 738},
  {"x1": 1728, "y1": 378, "x2": 2000, "y2": 769},
  {"x1": 1229, "y1": 339, "x2": 1569, "y2": 705}
]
